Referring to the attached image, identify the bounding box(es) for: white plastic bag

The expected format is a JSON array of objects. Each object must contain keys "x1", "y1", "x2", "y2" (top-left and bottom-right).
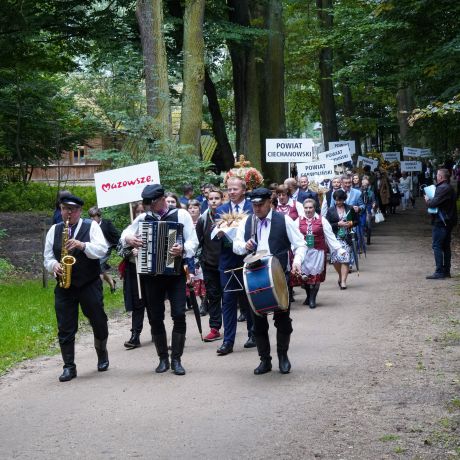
[{"x1": 374, "y1": 210, "x2": 385, "y2": 223}]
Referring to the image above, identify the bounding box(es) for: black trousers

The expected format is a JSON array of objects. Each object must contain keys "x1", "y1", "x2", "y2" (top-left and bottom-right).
[
  {"x1": 54, "y1": 278, "x2": 108, "y2": 345},
  {"x1": 124, "y1": 262, "x2": 152, "y2": 333},
  {"x1": 141, "y1": 273, "x2": 187, "y2": 335},
  {"x1": 202, "y1": 264, "x2": 222, "y2": 330},
  {"x1": 251, "y1": 306, "x2": 293, "y2": 339}
]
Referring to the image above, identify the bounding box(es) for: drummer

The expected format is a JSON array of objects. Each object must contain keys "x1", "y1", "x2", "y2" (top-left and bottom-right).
[{"x1": 233, "y1": 188, "x2": 306, "y2": 375}]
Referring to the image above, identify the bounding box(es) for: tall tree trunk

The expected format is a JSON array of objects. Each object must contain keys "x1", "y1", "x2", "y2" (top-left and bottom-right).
[
  {"x1": 342, "y1": 83, "x2": 361, "y2": 156},
  {"x1": 227, "y1": 0, "x2": 261, "y2": 171},
  {"x1": 204, "y1": 68, "x2": 234, "y2": 171},
  {"x1": 316, "y1": 0, "x2": 338, "y2": 148},
  {"x1": 179, "y1": 0, "x2": 205, "y2": 155},
  {"x1": 136, "y1": 0, "x2": 171, "y2": 140},
  {"x1": 256, "y1": 0, "x2": 286, "y2": 183},
  {"x1": 396, "y1": 86, "x2": 414, "y2": 147}
]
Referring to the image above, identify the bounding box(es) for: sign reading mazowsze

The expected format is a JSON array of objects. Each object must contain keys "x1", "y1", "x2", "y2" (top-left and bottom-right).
[
  {"x1": 94, "y1": 161, "x2": 160, "y2": 208},
  {"x1": 265, "y1": 138, "x2": 315, "y2": 163}
]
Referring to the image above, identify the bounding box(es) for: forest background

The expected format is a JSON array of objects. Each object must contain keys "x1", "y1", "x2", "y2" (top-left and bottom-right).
[{"x1": 1, "y1": 0, "x2": 459, "y2": 193}]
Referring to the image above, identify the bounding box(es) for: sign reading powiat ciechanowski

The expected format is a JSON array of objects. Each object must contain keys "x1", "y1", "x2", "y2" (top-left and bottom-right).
[{"x1": 265, "y1": 138, "x2": 315, "y2": 163}]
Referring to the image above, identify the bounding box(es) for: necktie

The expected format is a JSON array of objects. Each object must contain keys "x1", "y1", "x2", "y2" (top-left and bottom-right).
[
  {"x1": 70, "y1": 224, "x2": 77, "y2": 238},
  {"x1": 235, "y1": 204, "x2": 240, "y2": 213},
  {"x1": 258, "y1": 218, "x2": 268, "y2": 240}
]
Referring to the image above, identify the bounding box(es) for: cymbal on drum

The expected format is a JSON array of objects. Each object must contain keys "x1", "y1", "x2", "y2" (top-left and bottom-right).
[{"x1": 244, "y1": 250, "x2": 268, "y2": 265}]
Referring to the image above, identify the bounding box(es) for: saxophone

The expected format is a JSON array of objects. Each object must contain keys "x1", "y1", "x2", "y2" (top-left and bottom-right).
[{"x1": 59, "y1": 219, "x2": 76, "y2": 289}]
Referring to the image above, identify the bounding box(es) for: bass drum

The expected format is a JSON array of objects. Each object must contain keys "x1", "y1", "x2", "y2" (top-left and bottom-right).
[{"x1": 243, "y1": 255, "x2": 289, "y2": 317}]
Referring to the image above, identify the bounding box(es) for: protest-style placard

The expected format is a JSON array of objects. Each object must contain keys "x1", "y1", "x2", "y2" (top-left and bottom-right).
[
  {"x1": 94, "y1": 161, "x2": 160, "y2": 208},
  {"x1": 317, "y1": 145, "x2": 352, "y2": 165},
  {"x1": 400, "y1": 161, "x2": 422, "y2": 172},
  {"x1": 357, "y1": 156, "x2": 379, "y2": 170},
  {"x1": 265, "y1": 138, "x2": 315, "y2": 162},
  {"x1": 403, "y1": 147, "x2": 421, "y2": 157},
  {"x1": 297, "y1": 160, "x2": 335, "y2": 182},
  {"x1": 382, "y1": 151, "x2": 401, "y2": 162},
  {"x1": 328, "y1": 140, "x2": 356, "y2": 155}
]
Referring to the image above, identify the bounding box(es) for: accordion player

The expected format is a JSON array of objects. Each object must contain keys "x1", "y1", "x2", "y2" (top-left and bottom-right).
[{"x1": 137, "y1": 221, "x2": 184, "y2": 275}]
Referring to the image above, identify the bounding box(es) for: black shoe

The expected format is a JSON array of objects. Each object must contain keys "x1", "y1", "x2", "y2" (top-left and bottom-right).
[
  {"x1": 59, "y1": 367, "x2": 77, "y2": 382},
  {"x1": 171, "y1": 359, "x2": 186, "y2": 376},
  {"x1": 94, "y1": 338, "x2": 109, "y2": 372},
  {"x1": 445, "y1": 273, "x2": 451, "y2": 278},
  {"x1": 124, "y1": 332, "x2": 141, "y2": 349},
  {"x1": 217, "y1": 342, "x2": 233, "y2": 355},
  {"x1": 244, "y1": 335, "x2": 257, "y2": 349},
  {"x1": 309, "y1": 285, "x2": 319, "y2": 309},
  {"x1": 254, "y1": 358, "x2": 272, "y2": 375},
  {"x1": 426, "y1": 273, "x2": 446, "y2": 279},
  {"x1": 155, "y1": 357, "x2": 170, "y2": 373},
  {"x1": 237, "y1": 312, "x2": 247, "y2": 322},
  {"x1": 278, "y1": 353, "x2": 291, "y2": 374},
  {"x1": 170, "y1": 332, "x2": 186, "y2": 375},
  {"x1": 153, "y1": 334, "x2": 170, "y2": 373}
]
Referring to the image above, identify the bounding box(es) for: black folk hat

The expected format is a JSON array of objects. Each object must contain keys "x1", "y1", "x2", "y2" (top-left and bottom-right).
[
  {"x1": 141, "y1": 184, "x2": 165, "y2": 203},
  {"x1": 248, "y1": 187, "x2": 272, "y2": 203},
  {"x1": 60, "y1": 194, "x2": 84, "y2": 207}
]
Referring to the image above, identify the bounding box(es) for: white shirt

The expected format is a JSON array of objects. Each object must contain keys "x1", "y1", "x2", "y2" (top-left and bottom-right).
[
  {"x1": 120, "y1": 208, "x2": 198, "y2": 259},
  {"x1": 233, "y1": 210, "x2": 306, "y2": 266},
  {"x1": 286, "y1": 198, "x2": 306, "y2": 218},
  {"x1": 304, "y1": 213, "x2": 343, "y2": 253},
  {"x1": 231, "y1": 199, "x2": 247, "y2": 214},
  {"x1": 43, "y1": 219, "x2": 108, "y2": 274}
]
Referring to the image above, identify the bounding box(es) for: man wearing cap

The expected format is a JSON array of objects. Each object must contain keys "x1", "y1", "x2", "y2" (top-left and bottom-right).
[
  {"x1": 215, "y1": 176, "x2": 255, "y2": 356},
  {"x1": 233, "y1": 188, "x2": 306, "y2": 375},
  {"x1": 43, "y1": 195, "x2": 110, "y2": 382},
  {"x1": 120, "y1": 184, "x2": 198, "y2": 375}
]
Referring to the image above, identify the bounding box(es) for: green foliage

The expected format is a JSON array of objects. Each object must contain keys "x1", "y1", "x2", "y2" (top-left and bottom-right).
[
  {"x1": 0, "y1": 183, "x2": 97, "y2": 212},
  {"x1": 0, "y1": 279, "x2": 124, "y2": 375}
]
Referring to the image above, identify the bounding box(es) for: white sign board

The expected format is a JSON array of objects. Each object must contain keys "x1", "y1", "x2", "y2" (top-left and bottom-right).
[
  {"x1": 382, "y1": 151, "x2": 401, "y2": 162},
  {"x1": 403, "y1": 147, "x2": 421, "y2": 157},
  {"x1": 318, "y1": 145, "x2": 352, "y2": 165},
  {"x1": 296, "y1": 160, "x2": 335, "y2": 182},
  {"x1": 357, "y1": 156, "x2": 379, "y2": 170},
  {"x1": 400, "y1": 161, "x2": 422, "y2": 172},
  {"x1": 328, "y1": 140, "x2": 356, "y2": 155},
  {"x1": 265, "y1": 138, "x2": 315, "y2": 163},
  {"x1": 94, "y1": 161, "x2": 160, "y2": 208},
  {"x1": 419, "y1": 148, "x2": 432, "y2": 158}
]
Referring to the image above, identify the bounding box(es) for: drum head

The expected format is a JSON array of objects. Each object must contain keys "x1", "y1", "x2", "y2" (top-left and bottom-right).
[
  {"x1": 270, "y1": 256, "x2": 289, "y2": 310},
  {"x1": 243, "y1": 250, "x2": 268, "y2": 265}
]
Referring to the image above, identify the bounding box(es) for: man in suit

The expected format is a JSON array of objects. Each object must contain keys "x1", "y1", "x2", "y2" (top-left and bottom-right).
[
  {"x1": 424, "y1": 168, "x2": 458, "y2": 279},
  {"x1": 298, "y1": 175, "x2": 320, "y2": 210},
  {"x1": 284, "y1": 177, "x2": 308, "y2": 205},
  {"x1": 233, "y1": 188, "x2": 306, "y2": 374},
  {"x1": 215, "y1": 176, "x2": 255, "y2": 355}
]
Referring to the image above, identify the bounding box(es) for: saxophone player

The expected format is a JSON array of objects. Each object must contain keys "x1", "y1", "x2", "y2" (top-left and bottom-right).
[{"x1": 43, "y1": 194, "x2": 109, "y2": 382}]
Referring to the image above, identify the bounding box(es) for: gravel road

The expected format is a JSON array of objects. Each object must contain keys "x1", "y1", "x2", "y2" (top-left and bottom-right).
[{"x1": 1, "y1": 204, "x2": 459, "y2": 459}]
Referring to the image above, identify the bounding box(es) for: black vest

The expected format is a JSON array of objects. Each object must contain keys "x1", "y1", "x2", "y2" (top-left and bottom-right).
[
  {"x1": 244, "y1": 211, "x2": 290, "y2": 272},
  {"x1": 145, "y1": 209, "x2": 179, "y2": 223},
  {"x1": 53, "y1": 219, "x2": 101, "y2": 287}
]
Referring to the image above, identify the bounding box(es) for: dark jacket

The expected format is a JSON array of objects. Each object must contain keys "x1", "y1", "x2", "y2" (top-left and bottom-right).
[
  {"x1": 426, "y1": 181, "x2": 458, "y2": 227},
  {"x1": 195, "y1": 210, "x2": 221, "y2": 269},
  {"x1": 326, "y1": 204, "x2": 358, "y2": 244},
  {"x1": 100, "y1": 219, "x2": 121, "y2": 248}
]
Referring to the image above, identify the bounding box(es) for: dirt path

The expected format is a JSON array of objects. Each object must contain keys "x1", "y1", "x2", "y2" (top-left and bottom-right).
[{"x1": 1, "y1": 203, "x2": 459, "y2": 459}]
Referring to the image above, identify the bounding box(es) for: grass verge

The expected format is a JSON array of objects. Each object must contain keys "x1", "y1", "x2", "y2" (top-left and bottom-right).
[{"x1": 0, "y1": 279, "x2": 124, "y2": 375}]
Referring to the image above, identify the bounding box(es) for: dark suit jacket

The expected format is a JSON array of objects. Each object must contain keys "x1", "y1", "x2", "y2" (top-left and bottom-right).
[
  {"x1": 326, "y1": 204, "x2": 357, "y2": 244},
  {"x1": 426, "y1": 181, "x2": 458, "y2": 227},
  {"x1": 216, "y1": 200, "x2": 253, "y2": 270},
  {"x1": 100, "y1": 219, "x2": 121, "y2": 248}
]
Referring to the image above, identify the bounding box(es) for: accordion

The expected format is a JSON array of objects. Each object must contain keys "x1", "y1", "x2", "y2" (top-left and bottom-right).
[{"x1": 137, "y1": 221, "x2": 184, "y2": 275}]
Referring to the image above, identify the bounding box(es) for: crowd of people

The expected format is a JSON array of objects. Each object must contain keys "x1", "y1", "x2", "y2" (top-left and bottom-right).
[{"x1": 44, "y1": 164, "x2": 457, "y2": 382}]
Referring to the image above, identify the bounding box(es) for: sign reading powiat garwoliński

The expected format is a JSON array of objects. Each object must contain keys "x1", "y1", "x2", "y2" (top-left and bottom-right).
[
  {"x1": 265, "y1": 138, "x2": 315, "y2": 163},
  {"x1": 317, "y1": 145, "x2": 352, "y2": 165},
  {"x1": 94, "y1": 161, "x2": 160, "y2": 208},
  {"x1": 296, "y1": 160, "x2": 335, "y2": 182}
]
